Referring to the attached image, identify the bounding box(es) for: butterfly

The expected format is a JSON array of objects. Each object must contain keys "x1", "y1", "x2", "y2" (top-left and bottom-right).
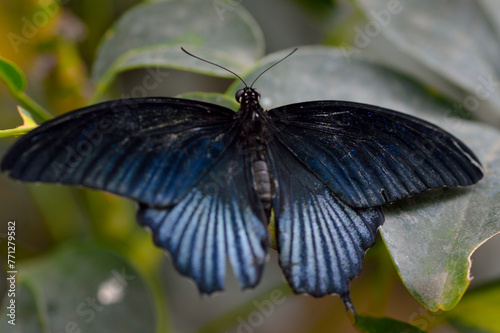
[{"x1": 1, "y1": 48, "x2": 483, "y2": 314}]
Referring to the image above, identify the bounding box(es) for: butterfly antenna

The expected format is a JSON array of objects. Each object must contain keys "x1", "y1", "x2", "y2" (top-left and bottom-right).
[
  {"x1": 250, "y1": 47, "x2": 298, "y2": 88},
  {"x1": 181, "y1": 47, "x2": 248, "y2": 87}
]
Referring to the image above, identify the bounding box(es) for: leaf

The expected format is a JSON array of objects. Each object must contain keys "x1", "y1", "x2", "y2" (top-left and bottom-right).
[
  {"x1": 355, "y1": 315, "x2": 427, "y2": 333},
  {"x1": 0, "y1": 242, "x2": 157, "y2": 332},
  {"x1": 443, "y1": 281, "x2": 500, "y2": 332},
  {"x1": 0, "y1": 106, "x2": 39, "y2": 138},
  {"x1": 0, "y1": 56, "x2": 26, "y2": 93},
  {"x1": 230, "y1": 46, "x2": 500, "y2": 311},
  {"x1": 91, "y1": 0, "x2": 264, "y2": 100},
  {"x1": 355, "y1": 0, "x2": 500, "y2": 123}
]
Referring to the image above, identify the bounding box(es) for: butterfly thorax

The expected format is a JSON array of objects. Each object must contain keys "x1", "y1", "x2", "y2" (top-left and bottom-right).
[{"x1": 236, "y1": 87, "x2": 274, "y2": 220}]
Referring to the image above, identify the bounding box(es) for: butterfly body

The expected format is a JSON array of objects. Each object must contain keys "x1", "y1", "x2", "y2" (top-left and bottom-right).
[{"x1": 236, "y1": 87, "x2": 275, "y2": 218}]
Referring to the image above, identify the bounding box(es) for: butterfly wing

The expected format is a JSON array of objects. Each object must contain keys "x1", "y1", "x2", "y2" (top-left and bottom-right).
[
  {"x1": 268, "y1": 101, "x2": 483, "y2": 208},
  {"x1": 3, "y1": 97, "x2": 269, "y2": 292},
  {"x1": 268, "y1": 139, "x2": 384, "y2": 311},
  {"x1": 137, "y1": 137, "x2": 268, "y2": 293},
  {"x1": 2, "y1": 98, "x2": 238, "y2": 207}
]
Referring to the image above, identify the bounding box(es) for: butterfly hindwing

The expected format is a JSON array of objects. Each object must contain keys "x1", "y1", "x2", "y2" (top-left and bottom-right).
[
  {"x1": 268, "y1": 139, "x2": 384, "y2": 308},
  {"x1": 1, "y1": 98, "x2": 238, "y2": 207},
  {"x1": 268, "y1": 101, "x2": 483, "y2": 208},
  {"x1": 137, "y1": 138, "x2": 269, "y2": 293}
]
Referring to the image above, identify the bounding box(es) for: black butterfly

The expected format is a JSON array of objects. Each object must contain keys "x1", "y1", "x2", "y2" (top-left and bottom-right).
[{"x1": 1, "y1": 48, "x2": 483, "y2": 313}]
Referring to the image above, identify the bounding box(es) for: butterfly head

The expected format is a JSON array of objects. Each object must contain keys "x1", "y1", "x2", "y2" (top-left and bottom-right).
[
  {"x1": 180, "y1": 46, "x2": 297, "y2": 113},
  {"x1": 235, "y1": 87, "x2": 261, "y2": 108}
]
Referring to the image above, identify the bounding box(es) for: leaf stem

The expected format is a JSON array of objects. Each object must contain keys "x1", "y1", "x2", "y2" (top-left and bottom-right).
[{"x1": 0, "y1": 125, "x2": 38, "y2": 138}]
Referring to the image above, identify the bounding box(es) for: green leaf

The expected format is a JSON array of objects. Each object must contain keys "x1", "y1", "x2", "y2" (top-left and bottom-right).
[
  {"x1": 0, "y1": 242, "x2": 158, "y2": 332},
  {"x1": 0, "y1": 106, "x2": 39, "y2": 138},
  {"x1": 91, "y1": 0, "x2": 264, "y2": 101},
  {"x1": 443, "y1": 281, "x2": 500, "y2": 332},
  {"x1": 355, "y1": 315, "x2": 427, "y2": 333},
  {"x1": 0, "y1": 56, "x2": 26, "y2": 93},
  {"x1": 354, "y1": 0, "x2": 500, "y2": 122},
  {"x1": 231, "y1": 46, "x2": 500, "y2": 312}
]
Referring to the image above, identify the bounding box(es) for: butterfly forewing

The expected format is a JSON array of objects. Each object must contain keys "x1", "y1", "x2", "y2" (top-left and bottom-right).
[
  {"x1": 268, "y1": 101, "x2": 483, "y2": 208},
  {"x1": 1, "y1": 98, "x2": 238, "y2": 207}
]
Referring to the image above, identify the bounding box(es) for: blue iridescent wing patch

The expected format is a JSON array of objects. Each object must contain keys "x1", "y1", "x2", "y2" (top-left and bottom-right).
[
  {"x1": 137, "y1": 138, "x2": 268, "y2": 293},
  {"x1": 268, "y1": 139, "x2": 384, "y2": 313}
]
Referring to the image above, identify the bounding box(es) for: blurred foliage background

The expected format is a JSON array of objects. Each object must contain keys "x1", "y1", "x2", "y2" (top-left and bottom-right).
[{"x1": 1, "y1": 0, "x2": 500, "y2": 332}]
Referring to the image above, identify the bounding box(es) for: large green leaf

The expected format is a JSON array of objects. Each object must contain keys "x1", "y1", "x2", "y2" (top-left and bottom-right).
[
  {"x1": 227, "y1": 46, "x2": 500, "y2": 312},
  {"x1": 92, "y1": 0, "x2": 264, "y2": 99},
  {"x1": 0, "y1": 242, "x2": 157, "y2": 332},
  {"x1": 354, "y1": 0, "x2": 500, "y2": 123}
]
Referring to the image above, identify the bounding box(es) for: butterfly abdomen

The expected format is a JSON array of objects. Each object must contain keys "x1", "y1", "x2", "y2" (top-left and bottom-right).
[
  {"x1": 242, "y1": 124, "x2": 274, "y2": 218},
  {"x1": 252, "y1": 158, "x2": 273, "y2": 213}
]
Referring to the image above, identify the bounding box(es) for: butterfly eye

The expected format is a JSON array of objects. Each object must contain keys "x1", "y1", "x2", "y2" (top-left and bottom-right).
[
  {"x1": 253, "y1": 89, "x2": 261, "y2": 101},
  {"x1": 235, "y1": 89, "x2": 245, "y2": 103}
]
